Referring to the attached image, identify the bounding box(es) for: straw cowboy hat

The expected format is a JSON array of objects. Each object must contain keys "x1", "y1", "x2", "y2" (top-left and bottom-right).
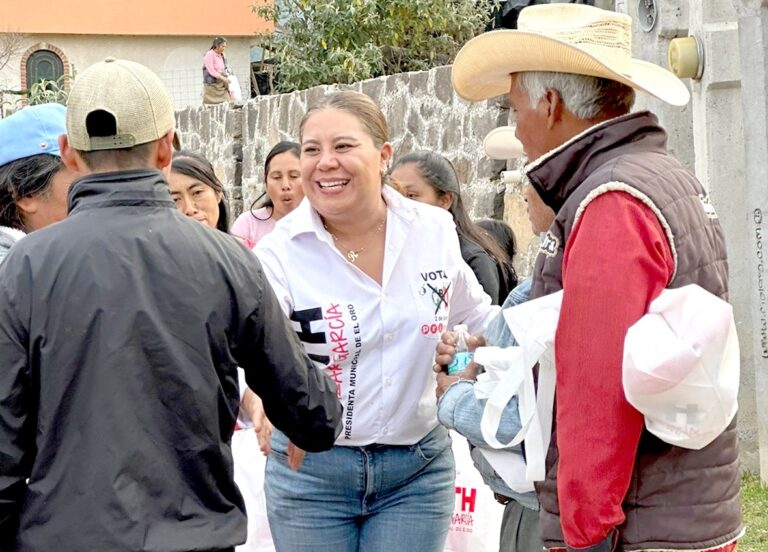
[{"x1": 452, "y1": 3, "x2": 690, "y2": 106}]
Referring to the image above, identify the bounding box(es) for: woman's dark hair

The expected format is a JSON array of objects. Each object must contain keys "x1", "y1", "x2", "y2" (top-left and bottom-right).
[
  {"x1": 0, "y1": 154, "x2": 61, "y2": 230},
  {"x1": 390, "y1": 150, "x2": 513, "y2": 267},
  {"x1": 478, "y1": 218, "x2": 519, "y2": 292},
  {"x1": 477, "y1": 219, "x2": 517, "y2": 263},
  {"x1": 248, "y1": 141, "x2": 301, "y2": 222},
  {"x1": 171, "y1": 149, "x2": 229, "y2": 233},
  {"x1": 210, "y1": 37, "x2": 227, "y2": 50}
]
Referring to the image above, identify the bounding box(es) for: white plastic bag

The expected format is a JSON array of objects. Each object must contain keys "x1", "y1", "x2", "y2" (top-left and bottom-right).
[
  {"x1": 623, "y1": 284, "x2": 739, "y2": 449},
  {"x1": 228, "y1": 74, "x2": 243, "y2": 102},
  {"x1": 443, "y1": 431, "x2": 504, "y2": 552},
  {"x1": 475, "y1": 291, "x2": 563, "y2": 489},
  {"x1": 232, "y1": 430, "x2": 275, "y2": 552}
]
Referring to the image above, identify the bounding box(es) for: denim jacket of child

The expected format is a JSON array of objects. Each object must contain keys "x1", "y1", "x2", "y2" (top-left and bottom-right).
[{"x1": 437, "y1": 278, "x2": 539, "y2": 510}]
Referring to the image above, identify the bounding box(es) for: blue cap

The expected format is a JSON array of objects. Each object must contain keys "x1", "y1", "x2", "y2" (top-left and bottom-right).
[{"x1": 0, "y1": 103, "x2": 67, "y2": 166}]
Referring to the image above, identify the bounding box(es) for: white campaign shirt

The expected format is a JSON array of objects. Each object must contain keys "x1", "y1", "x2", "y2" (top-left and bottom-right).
[{"x1": 256, "y1": 187, "x2": 498, "y2": 446}]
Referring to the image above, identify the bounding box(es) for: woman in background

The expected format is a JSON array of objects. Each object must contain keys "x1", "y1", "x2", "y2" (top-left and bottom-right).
[
  {"x1": 203, "y1": 37, "x2": 231, "y2": 105},
  {"x1": 169, "y1": 150, "x2": 232, "y2": 234},
  {"x1": 477, "y1": 218, "x2": 518, "y2": 299},
  {"x1": 0, "y1": 103, "x2": 76, "y2": 264},
  {"x1": 231, "y1": 141, "x2": 303, "y2": 245},
  {"x1": 390, "y1": 151, "x2": 516, "y2": 304}
]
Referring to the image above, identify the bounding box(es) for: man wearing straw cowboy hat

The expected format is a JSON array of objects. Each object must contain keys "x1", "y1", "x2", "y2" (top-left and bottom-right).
[{"x1": 446, "y1": 3, "x2": 742, "y2": 552}]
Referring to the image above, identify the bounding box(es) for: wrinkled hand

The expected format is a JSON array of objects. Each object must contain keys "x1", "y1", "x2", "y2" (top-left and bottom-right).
[
  {"x1": 287, "y1": 441, "x2": 306, "y2": 471},
  {"x1": 241, "y1": 389, "x2": 273, "y2": 456},
  {"x1": 434, "y1": 362, "x2": 481, "y2": 399}
]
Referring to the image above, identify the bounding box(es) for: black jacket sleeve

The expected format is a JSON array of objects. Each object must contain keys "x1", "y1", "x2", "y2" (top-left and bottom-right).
[
  {"x1": 0, "y1": 272, "x2": 34, "y2": 549},
  {"x1": 463, "y1": 248, "x2": 501, "y2": 305},
  {"x1": 231, "y1": 265, "x2": 342, "y2": 452}
]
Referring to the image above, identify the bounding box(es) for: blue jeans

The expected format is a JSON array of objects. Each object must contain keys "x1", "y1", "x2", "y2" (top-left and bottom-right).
[{"x1": 265, "y1": 425, "x2": 455, "y2": 552}]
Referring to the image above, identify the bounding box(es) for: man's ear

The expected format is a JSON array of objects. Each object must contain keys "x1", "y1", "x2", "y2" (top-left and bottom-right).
[
  {"x1": 15, "y1": 195, "x2": 38, "y2": 224},
  {"x1": 59, "y1": 134, "x2": 88, "y2": 173},
  {"x1": 543, "y1": 89, "x2": 564, "y2": 130},
  {"x1": 155, "y1": 130, "x2": 175, "y2": 172}
]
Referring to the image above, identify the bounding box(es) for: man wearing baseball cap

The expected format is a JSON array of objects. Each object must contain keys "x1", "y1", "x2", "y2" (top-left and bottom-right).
[
  {"x1": 441, "y1": 4, "x2": 741, "y2": 552},
  {"x1": 0, "y1": 58, "x2": 342, "y2": 551}
]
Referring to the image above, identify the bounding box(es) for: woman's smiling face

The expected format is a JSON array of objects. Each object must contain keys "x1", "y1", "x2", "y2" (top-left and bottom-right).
[{"x1": 299, "y1": 108, "x2": 391, "y2": 220}]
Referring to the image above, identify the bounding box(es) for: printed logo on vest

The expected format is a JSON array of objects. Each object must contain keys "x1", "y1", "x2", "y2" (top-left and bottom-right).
[
  {"x1": 540, "y1": 231, "x2": 559, "y2": 257},
  {"x1": 699, "y1": 194, "x2": 718, "y2": 220}
]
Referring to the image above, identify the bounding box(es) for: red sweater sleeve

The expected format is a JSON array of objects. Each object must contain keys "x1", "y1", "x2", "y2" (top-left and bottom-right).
[{"x1": 555, "y1": 191, "x2": 674, "y2": 549}]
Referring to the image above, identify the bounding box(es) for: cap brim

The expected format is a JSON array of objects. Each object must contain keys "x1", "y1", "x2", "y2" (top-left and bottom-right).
[
  {"x1": 484, "y1": 126, "x2": 524, "y2": 159},
  {"x1": 451, "y1": 30, "x2": 690, "y2": 106}
]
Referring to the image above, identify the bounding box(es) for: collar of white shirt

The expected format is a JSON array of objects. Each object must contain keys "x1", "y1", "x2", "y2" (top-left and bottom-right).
[{"x1": 287, "y1": 185, "x2": 417, "y2": 241}]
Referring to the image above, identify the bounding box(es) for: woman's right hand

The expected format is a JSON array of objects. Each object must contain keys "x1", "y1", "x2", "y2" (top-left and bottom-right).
[{"x1": 220, "y1": 76, "x2": 230, "y2": 86}]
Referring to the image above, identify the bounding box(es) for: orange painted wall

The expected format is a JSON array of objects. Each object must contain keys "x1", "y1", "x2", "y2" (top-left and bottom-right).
[{"x1": 3, "y1": 0, "x2": 272, "y2": 36}]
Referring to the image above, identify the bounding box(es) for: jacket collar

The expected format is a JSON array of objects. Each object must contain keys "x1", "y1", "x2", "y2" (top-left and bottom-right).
[
  {"x1": 523, "y1": 111, "x2": 668, "y2": 212},
  {"x1": 68, "y1": 169, "x2": 175, "y2": 215}
]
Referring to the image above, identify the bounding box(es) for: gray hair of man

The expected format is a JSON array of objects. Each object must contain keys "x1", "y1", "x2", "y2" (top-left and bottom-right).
[{"x1": 517, "y1": 71, "x2": 636, "y2": 120}]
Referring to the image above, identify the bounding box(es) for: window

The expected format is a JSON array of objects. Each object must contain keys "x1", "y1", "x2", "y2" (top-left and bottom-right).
[{"x1": 26, "y1": 49, "x2": 64, "y2": 86}]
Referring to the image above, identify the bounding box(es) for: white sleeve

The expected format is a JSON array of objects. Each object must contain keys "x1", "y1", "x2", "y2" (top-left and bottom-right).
[
  {"x1": 253, "y1": 245, "x2": 294, "y2": 316},
  {"x1": 236, "y1": 367, "x2": 253, "y2": 429}
]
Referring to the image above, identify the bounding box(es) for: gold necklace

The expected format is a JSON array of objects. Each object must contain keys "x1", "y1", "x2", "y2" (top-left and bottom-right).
[{"x1": 324, "y1": 218, "x2": 386, "y2": 263}]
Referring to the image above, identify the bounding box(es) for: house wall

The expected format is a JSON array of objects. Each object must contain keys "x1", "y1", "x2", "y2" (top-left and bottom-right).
[
  {"x1": 0, "y1": 0, "x2": 269, "y2": 36},
  {"x1": 0, "y1": 35, "x2": 252, "y2": 110}
]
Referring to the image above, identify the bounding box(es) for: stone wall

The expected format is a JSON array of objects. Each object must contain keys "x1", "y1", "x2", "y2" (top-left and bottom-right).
[{"x1": 177, "y1": 65, "x2": 528, "y2": 270}]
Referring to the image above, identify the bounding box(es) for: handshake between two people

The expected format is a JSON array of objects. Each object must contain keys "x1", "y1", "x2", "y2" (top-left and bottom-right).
[{"x1": 433, "y1": 330, "x2": 486, "y2": 400}]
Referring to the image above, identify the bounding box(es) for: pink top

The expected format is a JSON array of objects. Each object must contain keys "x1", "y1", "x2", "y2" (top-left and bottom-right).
[
  {"x1": 203, "y1": 49, "x2": 226, "y2": 79},
  {"x1": 230, "y1": 207, "x2": 277, "y2": 246}
]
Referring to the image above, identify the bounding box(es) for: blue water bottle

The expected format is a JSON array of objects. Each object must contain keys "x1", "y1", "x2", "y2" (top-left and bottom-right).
[{"x1": 446, "y1": 324, "x2": 473, "y2": 375}]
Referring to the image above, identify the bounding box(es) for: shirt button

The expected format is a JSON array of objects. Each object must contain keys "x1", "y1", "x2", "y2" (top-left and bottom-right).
[
  {"x1": 382, "y1": 426, "x2": 389, "y2": 435},
  {"x1": 384, "y1": 333, "x2": 394, "y2": 343},
  {"x1": 384, "y1": 377, "x2": 392, "y2": 385}
]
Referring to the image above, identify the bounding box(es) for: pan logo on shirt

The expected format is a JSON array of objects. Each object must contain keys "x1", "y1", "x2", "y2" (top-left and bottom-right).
[
  {"x1": 540, "y1": 231, "x2": 559, "y2": 257},
  {"x1": 417, "y1": 269, "x2": 451, "y2": 335}
]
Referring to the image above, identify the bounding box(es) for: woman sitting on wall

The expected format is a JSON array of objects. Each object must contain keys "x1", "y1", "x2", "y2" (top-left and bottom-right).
[{"x1": 203, "y1": 37, "x2": 232, "y2": 105}]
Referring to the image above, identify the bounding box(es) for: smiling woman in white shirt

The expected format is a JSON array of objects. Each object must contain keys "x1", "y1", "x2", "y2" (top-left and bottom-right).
[{"x1": 255, "y1": 90, "x2": 498, "y2": 552}]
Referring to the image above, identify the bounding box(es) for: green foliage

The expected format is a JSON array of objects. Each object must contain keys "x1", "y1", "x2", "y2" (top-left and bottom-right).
[
  {"x1": 741, "y1": 471, "x2": 768, "y2": 551},
  {"x1": 253, "y1": 0, "x2": 494, "y2": 93},
  {"x1": 27, "y1": 75, "x2": 69, "y2": 106}
]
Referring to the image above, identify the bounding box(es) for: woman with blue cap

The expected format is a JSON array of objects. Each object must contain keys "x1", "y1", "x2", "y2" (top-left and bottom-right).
[{"x1": 0, "y1": 103, "x2": 76, "y2": 264}]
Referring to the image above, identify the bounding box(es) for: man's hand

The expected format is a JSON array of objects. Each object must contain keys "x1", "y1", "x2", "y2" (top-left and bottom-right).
[
  {"x1": 434, "y1": 362, "x2": 481, "y2": 399},
  {"x1": 240, "y1": 389, "x2": 273, "y2": 456}
]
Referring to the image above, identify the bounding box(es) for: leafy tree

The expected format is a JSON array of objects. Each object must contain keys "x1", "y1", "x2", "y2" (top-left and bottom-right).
[{"x1": 252, "y1": 0, "x2": 495, "y2": 92}]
